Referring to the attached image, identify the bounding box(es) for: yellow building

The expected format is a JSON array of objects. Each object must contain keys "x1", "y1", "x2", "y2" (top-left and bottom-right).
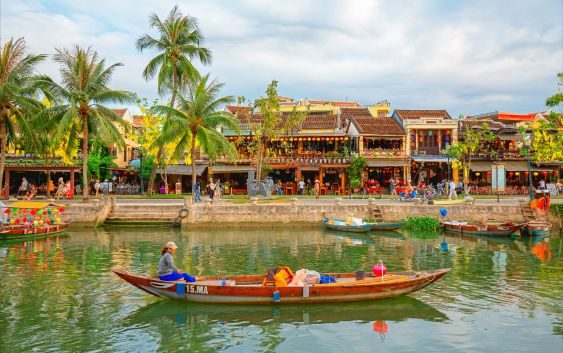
[{"x1": 111, "y1": 109, "x2": 139, "y2": 169}]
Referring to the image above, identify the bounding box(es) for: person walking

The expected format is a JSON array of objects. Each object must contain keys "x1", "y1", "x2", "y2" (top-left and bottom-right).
[
  {"x1": 206, "y1": 178, "x2": 216, "y2": 202},
  {"x1": 448, "y1": 179, "x2": 457, "y2": 200},
  {"x1": 193, "y1": 179, "x2": 202, "y2": 202},
  {"x1": 298, "y1": 179, "x2": 305, "y2": 195},
  {"x1": 175, "y1": 179, "x2": 182, "y2": 195},
  {"x1": 389, "y1": 177, "x2": 397, "y2": 200},
  {"x1": 314, "y1": 178, "x2": 320, "y2": 199}
]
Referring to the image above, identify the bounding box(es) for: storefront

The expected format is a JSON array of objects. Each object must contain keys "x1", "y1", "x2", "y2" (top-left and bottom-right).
[
  {"x1": 410, "y1": 156, "x2": 451, "y2": 185},
  {"x1": 470, "y1": 161, "x2": 559, "y2": 187},
  {"x1": 366, "y1": 160, "x2": 409, "y2": 187},
  {"x1": 210, "y1": 164, "x2": 255, "y2": 195}
]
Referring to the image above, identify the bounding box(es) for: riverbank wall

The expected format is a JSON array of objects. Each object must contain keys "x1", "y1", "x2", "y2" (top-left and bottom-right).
[{"x1": 182, "y1": 202, "x2": 527, "y2": 227}]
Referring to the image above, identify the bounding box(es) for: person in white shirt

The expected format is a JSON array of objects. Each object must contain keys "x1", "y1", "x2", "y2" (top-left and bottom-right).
[
  {"x1": 298, "y1": 179, "x2": 305, "y2": 195},
  {"x1": 448, "y1": 180, "x2": 457, "y2": 200}
]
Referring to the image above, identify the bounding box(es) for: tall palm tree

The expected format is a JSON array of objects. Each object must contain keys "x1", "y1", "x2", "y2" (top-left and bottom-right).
[
  {"x1": 0, "y1": 38, "x2": 46, "y2": 191},
  {"x1": 37, "y1": 46, "x2": 134, "y2": 201},
  {"x1": 137, "y1": 5, "x2": 212, "y2": 194},
  {"x1": 152, "y1": 73, "x2": 238, "y2": 187}
]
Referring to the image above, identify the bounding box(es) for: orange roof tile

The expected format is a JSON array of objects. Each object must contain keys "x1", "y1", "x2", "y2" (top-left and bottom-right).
[
  {"x1": 394, "y1": 110, "x2": 451, "y2": 120},
  {"x1": 351, "y1": 116, "x2": 405, "y2": 135},
  {"x1": 111, "y1": 108, "x2": 128, "y2": 117},
  {"x1": 226, "y1": 105, "x2": 252, "y2": 114}
]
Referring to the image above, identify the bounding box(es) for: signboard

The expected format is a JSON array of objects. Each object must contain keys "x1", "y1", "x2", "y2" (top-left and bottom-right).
[{"x1": 491, "y1": 164, "x2": 506, "y2": 192}]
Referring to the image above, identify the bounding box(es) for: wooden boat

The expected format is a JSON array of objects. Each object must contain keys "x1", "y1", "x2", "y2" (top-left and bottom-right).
[
  {"x1": 520, "y1": 221, "x2": 552, "y2": 236},
  {"x1": 113, "y1": 268, "x2": 450, "y2": 304},
  {"x1": 431, "y1": 198, "x2": 474, "y2": 205},
  {"x1": 322, "y1": 218, "x2": 373, "y2": 233},
  {"x1": 369, "y1": 221, "x2": 405, "y2": 231},
  {"x1": 0, "y1": 201, "x2": 69, "y2": 241},
  {"x1": 442, "y1": 220, "x2": 519, "y2": 237}
]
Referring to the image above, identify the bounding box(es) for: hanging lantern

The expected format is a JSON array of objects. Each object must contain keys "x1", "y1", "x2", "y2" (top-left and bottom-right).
[
  {"x1": 487, "y1": 171, "x2": 492, "y2": 175},
  {"x1": 308, "y1": 138, "x2": 312, "y2": 141},
  {"x1": 289, "y1": 137, "x2": 294, "y2": 141},
  {"x1": 515, "y1": 172, "x2": 520, "y2": 176},
  {"x1": 525, "y1": 171, "x2": 529, "y2": 175},
  {"x1": 344, "y1": 137, "x2": 348, "y2": 141},
  {"x1": 475, "y1": 172, "x2": 481, "y2": 176},
  {"x1": 508, "y1": 172, "x2": 514, "y2": 177},
  {"x1": 419, "y1": 136, "x2": 424, "y2": 143},
  {"x1": 542, "y1": 171, "x2": 547, "y2": 175},
  {"x1": 533, "y1": 172, "x2": 539, "y2": 176}
]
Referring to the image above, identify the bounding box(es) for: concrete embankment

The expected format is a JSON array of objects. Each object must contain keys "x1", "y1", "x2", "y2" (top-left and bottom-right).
[{"x1": 57, "y1": 198, "x2": 559, "y2": 228}]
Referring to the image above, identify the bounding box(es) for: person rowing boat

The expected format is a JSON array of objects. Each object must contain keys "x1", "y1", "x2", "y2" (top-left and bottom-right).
[{"x1": 158, "y1": 241, "x2": 196, "y2": 282}]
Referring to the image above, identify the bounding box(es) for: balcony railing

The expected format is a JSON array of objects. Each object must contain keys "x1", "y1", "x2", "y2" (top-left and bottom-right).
[
  {"x1": 218, "y1": 154, "x2": 352, "y2": 165},
  {"x1": 470, "y1": 151, "x2": 526, "y2": 159},
  {"x1": 362, "y1": 149, "x2": 405, "y2": 158}
]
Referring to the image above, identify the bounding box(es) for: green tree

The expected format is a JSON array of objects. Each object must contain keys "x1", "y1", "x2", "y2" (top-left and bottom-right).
[
  {"x1": 448, "y1": 121, "x2": 496, "y2": 193},
  {"x1": 152, "y1": 73, "x2": 239, "y2": 187},
  {"x1": 37, "y1": 46, "x2": 134, "y2": 200},
  {"x1": 137, "y1": 6, "x2": 211, "y2": 194},
  {"x1": 0, "y1": 38, "x2": 46, "y2": 190},
  {"x1": 347, "y1": 155, "x2": 366, "y2": 196},
  {"x1": 249, "y1": 81, "x2": 306, "y2": 181}
]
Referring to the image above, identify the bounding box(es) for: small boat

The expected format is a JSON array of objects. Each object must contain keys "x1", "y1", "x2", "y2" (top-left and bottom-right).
[
  {"x1": 520, "y1": 221, "x2": 552, "y2": 236},
  {"x1": 369, "y1": 221, "x2": 405, "y2": 231},
  {"x1": 442, "y1": 220, "x2": 520, "y2": 237},
  {"x1": 431, "y1": 198, "x2": 474, "y2": 205},
  {"x1": 322, "y1": 218, "x2": 373, "y2": 233},
  {"x1": 0, "y1": 201, "x2": 69, "y2": 241},
  {"x1": 113, "y1": 268, "x2": 450, "y2": 304}
]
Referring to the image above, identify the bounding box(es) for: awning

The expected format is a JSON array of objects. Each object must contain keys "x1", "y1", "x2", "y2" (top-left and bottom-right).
[
  {"x1": 300, "y1": 166, "x2": 321, "y2": 171},
  {"x1": 158, "y1": 165, "x2": 207, "y2": 176},
  {"x1": 211, "y1": 165, "x2": 254, "y2": 173},
  {"x1": 367, "y1": 160, "x2": 410, "y2": 167},
  {"x1": 471, "y1": 161, "x2": 556, "y2": 172},
  {"x1": 470, "y1": 161, "x2": 492, "y2": 172}
]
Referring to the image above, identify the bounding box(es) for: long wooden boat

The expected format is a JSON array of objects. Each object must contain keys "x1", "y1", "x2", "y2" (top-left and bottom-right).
[
  {"x1": 442, "y1": 220, "x2": 519, "y2": 237},
  {"x1": 322, "y1": 219, "x2": 373, "y2": 233},
  {"x1": 520, "y1": 221, "x2": 552, "y2": 236},
  {"x1": 113, "y1": 268, "x2": 450, "y2": 304},
  {"x1": 369, "y1": 221, "x2": 405, "y2": 231},
  {"x1": 1, "y1": 201, "x2": 69, "y2": 241}
]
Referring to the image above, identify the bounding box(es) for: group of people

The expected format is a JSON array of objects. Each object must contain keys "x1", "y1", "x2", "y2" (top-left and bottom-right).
[
  {"x1": 190, "y1": 178, "x2": 223, "y2": 203},
  {"x1": 296, "y1": 178, "x2": 321, "y2": 199},
  {"x1": 17, "y1": 177, "x2": 72, "y2": 200}
]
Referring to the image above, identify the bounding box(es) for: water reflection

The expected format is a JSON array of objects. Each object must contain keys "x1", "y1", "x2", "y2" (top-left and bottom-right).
[{"x1": 123, "y1": 297, "x2": 447, "y2": 351}]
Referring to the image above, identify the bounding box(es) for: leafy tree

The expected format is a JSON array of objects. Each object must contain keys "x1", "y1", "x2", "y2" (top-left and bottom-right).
[
  {"x1": 0, "y1": 38, "x2": 46, "y2": 190},
  {"x1": 347, "y1": 155, "x2": 366, "y2": 196},
  {"x1": 152, "y1": 73, "x2": 239, "y2": 187},
  {"x1": 137, "y1": 6, "x2": 211, "y2": 194},
  {"x1": 37, "y1": 46, "x2": 134, "y2": 200},
  {"x1": 242, "y1": 80, "x2": 306, "y2": 181},
  {"x1": 448, "y1": 121, "x2": 496, "y2": 193}
]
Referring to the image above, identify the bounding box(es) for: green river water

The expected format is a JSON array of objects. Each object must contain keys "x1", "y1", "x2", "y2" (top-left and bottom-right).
[{"x1": 0, "y1": 226, "x2": 561, "y2": 353}]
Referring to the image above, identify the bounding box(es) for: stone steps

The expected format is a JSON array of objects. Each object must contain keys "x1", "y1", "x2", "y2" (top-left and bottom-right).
[{"x1": 103, "y1": 204, "x2": 185, "y2": 225}]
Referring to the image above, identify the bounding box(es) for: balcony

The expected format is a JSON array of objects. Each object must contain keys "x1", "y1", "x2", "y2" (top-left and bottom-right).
[
  {"x1": 362, "y1": 149, "x2": 405, "y2": 158},
  {"x1": 470, "y1": 151, "x2": 526, "y2": 160},
  {"x1": 218, "y1": 153, "x2": 352, "y2": 166}
]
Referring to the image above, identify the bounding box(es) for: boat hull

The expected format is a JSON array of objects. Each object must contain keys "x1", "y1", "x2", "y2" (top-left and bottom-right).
[
  {"x1": 113, "y1": 269, "x2": 450, "y2": 305},
  {"x1": 0, "y1": 224, "x2": 69, "y2": 241},
  {"x1": 520, "y1": 222, "x2": 552, "y2": 236},
  {"x1": 322, "y1": 219, "x2": 373, "y2": 233},
  {"x1": 442, "y1": 222, "x2": 519, "y2": 237}
]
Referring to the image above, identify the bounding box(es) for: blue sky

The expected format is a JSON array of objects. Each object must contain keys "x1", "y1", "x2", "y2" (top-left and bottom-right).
[{"x1": 2, "y1": 0, "x2": 561, "y2": 116}]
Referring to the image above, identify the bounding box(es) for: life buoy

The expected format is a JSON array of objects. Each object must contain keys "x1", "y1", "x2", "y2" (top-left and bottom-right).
[{"x1": 178, "y1": 208, "x2": 189, "y2": 219}]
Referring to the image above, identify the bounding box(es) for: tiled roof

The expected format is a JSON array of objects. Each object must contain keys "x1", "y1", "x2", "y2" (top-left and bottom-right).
[
  {"x1": 394, "y1": 109, "x2": 452, "y2": 120},
  {"x1": 111, "y1": 108, "x2": 128, "y2": 117},
  {"x1": 300, "y1": 114, "x2": 337, "y2": 130},
  {"x1": 469, "y1": 111, "x2": 536, "y2": 122},
  {"x1": 132, "y1": 115, "x2": 144, "y2": 127},
  {"x1": 340, "y1": 107, "x2": 371, "y2": 119},
  {"x1": 460, "y1": 119, "x2": 506, "y2": 131},
  {"x1": 226, "y1": 105, "x2": 252, "y2": 114},
  {"x1": 351, "y1": 116, "x2": 405, "y2": 135}
]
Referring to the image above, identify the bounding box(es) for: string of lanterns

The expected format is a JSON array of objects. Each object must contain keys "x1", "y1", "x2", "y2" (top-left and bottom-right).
[{"x1": 3, "y1": 207, "x2": 65, "y2": 226}]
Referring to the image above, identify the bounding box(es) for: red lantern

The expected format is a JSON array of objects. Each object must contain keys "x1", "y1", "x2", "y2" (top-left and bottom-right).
[
  {"x1": 58, "y1": 207, "x2": 65, "y2": 213},
  {"x1": 509, "y1": 172, "x2": 514, "y2": 177},
  {"x1": 30, "y1": 209, "x2": 37, "y2": 215},
  {"x1": 124, "y1": 171, "x2": 128, "y2": 175},
  {"x1": 487, "y1": 171, "x2": 492, "y2": 175},
  {"x1": 3, "y1": 209, "x2": 10, "y2": 214},
  {"x1": 542, "y1": 171, "x2": 547, "y2": 175}
]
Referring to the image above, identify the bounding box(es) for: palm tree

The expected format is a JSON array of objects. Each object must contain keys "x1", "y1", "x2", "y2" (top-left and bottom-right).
[
  {"x1": 137, "y1": 5, "x2": 211, "y2": 194},
  {"x1": 37, "y1": 46, "x2": 134, "y2": 201},
  {"x1": 152, "y1": 73, "x2": 238, "y2": 187},
  {"x1": 0, "y1": 38, "x2": 46, "y2": 191}
]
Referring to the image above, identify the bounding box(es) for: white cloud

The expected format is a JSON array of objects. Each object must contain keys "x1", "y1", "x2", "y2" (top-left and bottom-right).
[{"x1": 1, "y1": 0, "x2": 561, "y2": 116}]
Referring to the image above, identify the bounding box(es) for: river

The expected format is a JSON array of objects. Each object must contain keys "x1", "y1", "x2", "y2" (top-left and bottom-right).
[{"x1": 0, "y1": 226, "x2": 561, "y2": 353}]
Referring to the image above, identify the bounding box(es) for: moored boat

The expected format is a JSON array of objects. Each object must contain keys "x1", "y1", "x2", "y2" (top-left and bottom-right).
[
  {"x1": 322, "y1": 218, "x2": 373, "y2": 233},
  {"x1": 0, "y1": 201, "x2": 69, "y2": 241},
  {"x1": 520, "y1": 221, "x2": 552, "y2": 236},
  {"x1": 369, "y1": 221, "x2": 405, "y2": 231},
  {"x1": 442, "y1": 220, "x2": 520, "y2": 237},
  {"x1": 113, "y1": 268, "x2": 450, "y2": 304}
]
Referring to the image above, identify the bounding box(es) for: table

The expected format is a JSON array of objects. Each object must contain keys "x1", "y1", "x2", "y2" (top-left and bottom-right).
[{"x1": 284, "y1": 186, "x2": 295, "y2": 195}]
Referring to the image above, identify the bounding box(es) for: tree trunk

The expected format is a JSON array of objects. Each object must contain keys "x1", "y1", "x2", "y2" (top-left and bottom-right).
[
  {"x1": 82, "y1": 115, "x2": 89, "y2": 201},
  {"x1": 148, "y1": 66, "x2": 179, "y2": 196},
  {"x1": 0, "y1": 110, "x2": 7, "y2": 195},
  {"x1": 465, "y1": 156, "x2": 471, "y2": 194},
  {"x1": 147, "y1": 148, "x2": 163, "y2": 195},
  {"x1": 256, "y1": 140, "x2": 265, "y2": 182},
  {"x1": 46, "y1": 165, "x2": 51, "y2": 198},
  {"x1": 191, "y1": 133, "x2": 197, "y2": 188}
]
